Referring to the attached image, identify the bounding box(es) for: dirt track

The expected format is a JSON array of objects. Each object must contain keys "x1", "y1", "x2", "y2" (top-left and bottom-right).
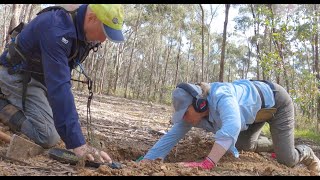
[{"x1": 0, "y1": 91, "x2": 319, "y2": 176}]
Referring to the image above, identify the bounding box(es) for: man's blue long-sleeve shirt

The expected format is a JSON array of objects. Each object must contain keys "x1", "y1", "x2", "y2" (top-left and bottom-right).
[
  {"x1": 3, "y1": 5, "x2": 90, "y2": 149},
  {"x1": 144, "y1": 79, "x2": 275, "y2": 160}
]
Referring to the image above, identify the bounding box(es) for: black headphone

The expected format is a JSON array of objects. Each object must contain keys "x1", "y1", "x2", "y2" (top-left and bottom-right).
[{"x1": 176, "y1": 83, "x2": 208, "y2": 113}]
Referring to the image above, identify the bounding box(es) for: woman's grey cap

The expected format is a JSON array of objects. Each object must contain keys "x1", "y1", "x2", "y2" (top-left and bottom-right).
[{"x1": 171, "y1": 83, "x2": 202, "y2": 124}]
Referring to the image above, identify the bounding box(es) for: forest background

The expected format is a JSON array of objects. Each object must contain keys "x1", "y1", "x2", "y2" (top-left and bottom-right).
[{"x1": 0, "y1": 4, "x2": 319, "y2": 140}]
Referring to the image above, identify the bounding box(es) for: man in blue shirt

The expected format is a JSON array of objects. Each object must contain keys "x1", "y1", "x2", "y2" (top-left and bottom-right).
[
  {"x1": 142, "y1": 80, "x2": 320, "y2": 175},
  {"x1": 0, "y1": 4, "x2": 124, "y2": 163}
]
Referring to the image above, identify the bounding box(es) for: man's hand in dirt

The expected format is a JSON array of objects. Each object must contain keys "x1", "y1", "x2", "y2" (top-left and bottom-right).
[
  {"x1": 181, "y1": 157, "x2": 215, "y2": 170},
  {"x1": 73, "y1": 144, "x2": 112, "y2": 164}
]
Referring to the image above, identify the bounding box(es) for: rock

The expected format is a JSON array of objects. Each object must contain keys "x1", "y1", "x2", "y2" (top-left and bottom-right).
[{"x1": 160, "y1": 165, "x2": 167, "y2": 171}]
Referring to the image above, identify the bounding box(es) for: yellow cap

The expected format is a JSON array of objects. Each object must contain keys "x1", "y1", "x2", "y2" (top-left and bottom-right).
[{"x1": 89, "y1": 4, "x2": 124, "y2": 42}]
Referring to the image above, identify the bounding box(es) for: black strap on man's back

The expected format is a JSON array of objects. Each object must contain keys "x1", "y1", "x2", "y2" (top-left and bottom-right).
[
  {"x1": 251, "y1": 81, "x2": 266, "y2": 108},
  {"x1": 250, "y1": 80, "x2": 277, "y2": 109}
]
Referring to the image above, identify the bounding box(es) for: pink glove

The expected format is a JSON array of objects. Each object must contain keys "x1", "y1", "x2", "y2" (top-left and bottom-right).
[{"x1": 182, "y1": 157, "x2": 215, "y2": 170}]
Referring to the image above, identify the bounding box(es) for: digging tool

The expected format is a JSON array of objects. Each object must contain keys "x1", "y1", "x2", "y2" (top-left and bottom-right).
[
  {"x1": 0, "y1": 130, "x2": 44, "y2": 160},
  {"x1": 48, "y1": 148, "x2": 122, "y2": 169}
]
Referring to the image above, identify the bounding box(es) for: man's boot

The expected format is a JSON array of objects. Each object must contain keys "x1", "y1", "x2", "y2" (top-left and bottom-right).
[
  {"x1": 0, "y1": 96, "x2": 26, "y2": 132},
  {"x1": 255, "y1": 135, "x2": 273, "y2": 152},
  {"x1": 296, "y1": 144, "x2": 320, "y2": 175}
]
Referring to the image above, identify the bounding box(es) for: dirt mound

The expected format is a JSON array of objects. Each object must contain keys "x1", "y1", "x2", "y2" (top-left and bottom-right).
[{"x1": 0, "y1": 91, "x2": 318, "y2": 176}]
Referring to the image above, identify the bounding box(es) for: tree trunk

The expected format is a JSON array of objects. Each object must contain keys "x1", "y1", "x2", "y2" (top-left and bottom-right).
[
  {"x1": 98, "y1": 42, "x2": 109, "y2": 94},
  {"x1": 250, "y1": 4, "x2": 262, "y2": 80},
  {"x1": 124, "y1": 6, "x2": 141, "y2": 98},
  {"x1": 228, "y1": 66, "x2": 231, "y2": 82},
  {"x1": 186, "y1": 35, "x2": 193, "y2": 83},
  {"x1": 246, "y1": 42, "x2": 252, "y2": 79},
  {"x1": 1, "y1": 5, "x2": 9, "y2": 51},
  {"x1": 153, "y1": 35, "x2": 163, "y2": 101},
  {"x1": 313, "y1": 4, "x2": 320, "y2": 132},
  {"x1": 107, "y1": 46, "x2": 118, "y2": 95},
  {"x1": 262, "y1": 23, "x2": 269, "y2": 80},
  {"x1": 192, "y1": 56, "x2": 198, "y2": 82},
  {"x1": 19, "y1": 4, "x2": 27, "y2": 23},
  {"x1": 206, "y1": 5, "x2": 216, "y2": 82},
  {"x1": 147, "y1": 41, "x2": 155, "y2": 101},
  {"x1": 159, "y1": 40, "x2": 173, "y2": 103},
  {"x1": 268, "y1": 4, "x2": 290, "y2": 91},
  {"x1": 92, "y1": 53, "x2": 100, "y2": 92},
  {"x1": 206, "y1": 34, "x2": 210, "y2": 82},
  {"x1": 113, "y1": 44, "x2": 124, "y2": 94},
  {"x1": 219, "y1": 4, "x2": 230, "y2": 82},
  {"x1": 23, "y1": 4, "x2": 32, "y2": 22},
  {"x1": 174, "y1": 28, "x2": 182, "y2": 85},
  {"x1": 5, "y1": 4, "x2": 23, "y2": 45},
  {"x1": 27, "y1": 4, "x2": 37, "y2": 23},
  {"x1": 200, "y1": 4, "x2": 205, "y2": 82}
]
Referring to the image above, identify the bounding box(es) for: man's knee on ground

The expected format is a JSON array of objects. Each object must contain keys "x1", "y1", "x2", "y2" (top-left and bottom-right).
[
  {"x1": 277, "y1": 157, "x2": 296, "y2": 168},
  {"x1": 35, "y1": 130, "x2": 60, "y2": 148},
  {"x1": 0, "y1": 98, "x2": 26, "y2": 132},
  {"x1": 21, "y1": 123, "x2": 60, "y2": 149}
]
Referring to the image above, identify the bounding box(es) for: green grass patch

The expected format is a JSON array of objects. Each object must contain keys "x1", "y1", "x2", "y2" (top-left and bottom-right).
[
  {"x1": 262, "y1": 124, "x2": 320, "y2": 144},
  {"x1": 262, "y1": 123, "x2": 271, "y2": 137},
  {"x1": 294, "y1": 129, "x2": 320, "y2": 144}
]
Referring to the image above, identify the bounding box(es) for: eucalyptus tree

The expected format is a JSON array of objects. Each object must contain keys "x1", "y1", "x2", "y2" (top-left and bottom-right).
[
  {"x1": 183, "y1": 8, "x2": 198, "y2": 83},
  {"x1": 0, "y1": 4, "x2": 11, "y2": 51},
  {"x1": 311, "y1": 4, "x2": 320, "y2": 129},
  {"x1": 234, "y1": 4, "x2": 255, "y2": 79},
  {"x1": 5, "y1": 4, "x2": 23, "y2": 44},
  {"x1": 123, "y1": 4, "x2": 143, "y2": 98},
  {"x1": 207, "y1": 32, "x2": 222, "y2": 82},
  {"x1": 203, "y1": 4, "x2": 219, "y2": 82},
  {"x1": 235, "y1": 4, "x2": 275, "y2": 81},
  {"x1": 200, "y1": 4, "x2": 205, "y2": 81},
  {"x1": 291, "y1": 4, "x2": 320, "y2": 130},
  {"x1": 219, "y1": 4, "x2": 230, "y2": 82},
  {"x1": 171, "y1": 5, "x2": 189, "y2": 86}
]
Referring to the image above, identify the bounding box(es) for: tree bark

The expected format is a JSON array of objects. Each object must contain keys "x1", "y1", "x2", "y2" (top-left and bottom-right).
[
  {"x1": 27, "y1": 4, "x2": 37, "y2": 23},
  {"x1": 1, "y1": 5, "x2": 9, "y2": 51},
  {"x1": 219, "y1": 4, "x2": 230, "y2": 82},
  {"x1": 206, "y1": 5, "x2": 217, "y2": 82},
  {"x1": 174, "y1": 27, "x2": 182, "y2": 85},
  {"x1": 250, "y1": 4, "x2": 262, "y2": 80},
  {"x1": 98, "y1": 42, "x2": 110, "y2": 94},
  {"x1": 19, "y1": 4, "x2": 27, "y2": 23},
  {"x1": 313, "y1": 4, "x2": 320, "y2": 132},
  {"x1": 159, "y1": 40, "x2": 173, "y2": 103},
  {"x1": 147, "y1": 39, "x2": 156, "y2": 100},
  {"x1": 186, "y1": 34, "x2": 193, "y2": 83},
  {"x1": 23, "y1": 4, "x2": 32, "y2": 22},
  {"x1": 124, "y1": 6, "x2": 141, "y2": 98},
  {"x1": 153, "y1": 35, "x2": 163, "y2": 101},
  {"x1": 112, "y1": 44, "x2": 124, "y2": 94},
  {"x1": 5, "y1": 4, "x2": 23, "y2": 45},
  {"x1": 200, "y1": 4, "x2": 205, "y2": 82},
  {"x1": 268, "y1": 4, "x2": 290, "y2": 91}
]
